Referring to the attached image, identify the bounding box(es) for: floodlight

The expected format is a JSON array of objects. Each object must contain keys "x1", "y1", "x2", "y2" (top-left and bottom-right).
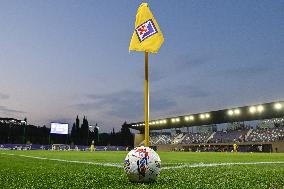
[
  {"x1": 185, "y1": 116, "x2": 190, "y2": 121},
  {"x1": 228, "y1": 110, "x2": 234, "y2": 116},
  {"x1": 200, "y1": 114, "x2": 205, "y2": 119},
  {"x1": 257, "y1": 105, "x2": 264, "y2": 112},
  {"x1": 249, "y1": 106, "x2": 256, "y2": 113},
  {"x1": 171, "y1": 118, "x2": 180, "y2": 123},
  {"x1": 274, "y1": 103, "x2": 282, "y2": 110},
  {"x1": 234, "y1": 109, "x2": 240, "y2": 115},
  {"x1": 205, "y1": 113, "x2": 210, "y2": 118},
  {"x1": 189, "y1": 115, "x2": 194, "y2": 120}
]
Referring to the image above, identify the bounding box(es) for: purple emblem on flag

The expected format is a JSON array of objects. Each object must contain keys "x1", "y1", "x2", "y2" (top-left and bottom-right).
[{"x1": 135, "y1": 19, "x2": 158, "y2": 42}]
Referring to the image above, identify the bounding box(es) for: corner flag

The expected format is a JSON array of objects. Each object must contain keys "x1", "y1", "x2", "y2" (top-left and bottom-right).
[
  {"x1": 129, "y1": 3, "x2": 164, "y2": 147},
  {"x1": 129, "y1": 3, "x2": 164, "y2": 53}
]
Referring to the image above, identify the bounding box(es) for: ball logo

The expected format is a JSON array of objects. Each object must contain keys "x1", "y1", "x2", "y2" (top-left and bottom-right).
[
  {"x1": 135, "y1": 148, "x2": 149, "y2": 179},
  {"x1": 135, "y1": 19, "x2": 158, "y2": 42},
  {"x1": 124, "y1": 146, "x2": 161, "y2": 182}
]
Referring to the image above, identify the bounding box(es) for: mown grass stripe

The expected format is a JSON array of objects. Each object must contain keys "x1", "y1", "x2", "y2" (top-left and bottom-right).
[
  {"x1": 1, "y1": 152, "x2": 123, "y2": 168},
  {"x1": 1, "y1": 152, "x2": 284, "y2": 170},
  {"x1": 162, "y1": 161, "x2": 284, "y2": 169}
]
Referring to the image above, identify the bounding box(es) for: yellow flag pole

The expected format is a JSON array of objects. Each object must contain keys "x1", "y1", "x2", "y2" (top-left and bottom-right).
[{"x1": 144, "y1": 51, "x2": 149, "y2": 147}]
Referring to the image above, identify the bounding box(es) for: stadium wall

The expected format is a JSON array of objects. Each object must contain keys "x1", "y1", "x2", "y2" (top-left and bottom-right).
[
  {"x1": 155, "y1": 141, "x2": 284, "y2": 152},
  {"x1": 272, "y1": 141, "x2": 284, "y2": 152},
  {"x1": 134, "y1": 134, "x2": 144, "y2": 147}
]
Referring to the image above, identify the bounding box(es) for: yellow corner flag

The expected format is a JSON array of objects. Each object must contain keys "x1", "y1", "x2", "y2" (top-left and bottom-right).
[{"x1": 129, "y1": 3, "x2": 164, "y2": 53}]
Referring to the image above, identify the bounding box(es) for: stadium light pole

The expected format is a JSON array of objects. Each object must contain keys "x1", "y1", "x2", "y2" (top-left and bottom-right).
[
  {"x1": 21, "y1": 120, "x2": 27, "y2": 144},
  {"x1": 95, "y1": 126, "x2": 100, "y2": 144},
  {"x1": 89, "y1": 125, "x2": 100, "y2": 145},
  {"x1": 88, "y1": 125, "x2": 94, "y2": 146}
]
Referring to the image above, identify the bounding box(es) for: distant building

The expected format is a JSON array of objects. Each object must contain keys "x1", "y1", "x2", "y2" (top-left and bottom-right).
[{"x1": 0, "y1": 117, "x2": 26, "y2": 125}]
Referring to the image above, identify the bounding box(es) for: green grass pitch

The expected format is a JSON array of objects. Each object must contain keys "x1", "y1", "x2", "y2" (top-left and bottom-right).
[{"x1": 0, "y1": 150, "x2": 283, "y2": 188}]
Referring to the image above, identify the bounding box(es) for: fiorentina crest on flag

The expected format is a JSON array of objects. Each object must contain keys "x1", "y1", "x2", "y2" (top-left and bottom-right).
[{"x1": 135, "y1": 19, "x2": 158, "y2": 42}]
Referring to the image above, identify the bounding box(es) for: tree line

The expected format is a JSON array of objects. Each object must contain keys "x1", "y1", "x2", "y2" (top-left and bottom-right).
[{"x1": 0, "y1": 116, "x2": 134, "y2": 147}]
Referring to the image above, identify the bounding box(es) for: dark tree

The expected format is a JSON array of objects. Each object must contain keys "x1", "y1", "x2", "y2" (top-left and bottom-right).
[{"x1": 120, "y1": 121, "x2": 134, "y2": 147}]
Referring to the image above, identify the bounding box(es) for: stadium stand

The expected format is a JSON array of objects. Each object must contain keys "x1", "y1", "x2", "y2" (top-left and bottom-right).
[
  {"x1": 208, "y1": 129, "x2": 249, "y2": 143},
  {"x1": 150, "y1": 133, "x2": 173, "y2": 145},
  {"x1": 149, "y1": 120, "x2": 284, "y2": 146},
  {"x1": 181, "y1": 132, "x2": 211, "y2": 144},
  {"x1": 247, "y1": 127, "x2": 284, "y2": 142}
]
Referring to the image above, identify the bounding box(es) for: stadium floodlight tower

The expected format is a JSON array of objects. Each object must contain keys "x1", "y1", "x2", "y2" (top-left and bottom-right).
[
  {"x1": 89, "y1": 124, "x2": 100, "y2": 144},
  {"x1": 21, "y1": 120, "x2": 27, "y2": 144}
]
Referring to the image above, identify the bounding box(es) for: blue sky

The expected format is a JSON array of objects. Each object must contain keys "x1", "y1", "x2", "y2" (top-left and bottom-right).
[{"x1": 0, "y1": 0, "x2": 283, "y2": 132}]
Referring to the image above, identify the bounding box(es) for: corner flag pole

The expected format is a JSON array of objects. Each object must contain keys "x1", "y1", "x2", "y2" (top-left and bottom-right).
[{"x1": 144, "y1": 51, "x2": 149, "y2": 147}]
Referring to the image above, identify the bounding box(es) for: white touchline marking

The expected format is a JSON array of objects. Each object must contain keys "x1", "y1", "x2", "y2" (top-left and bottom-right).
[
  {"x1": 0, "y1": 152, "x2": 123, "y2": 168},
  {"x1": 162, "y1": 161, "x2": 284, "y2": 170},
  {"x1": 1, "y1": 152, "x2": 284, "y2": 170}
]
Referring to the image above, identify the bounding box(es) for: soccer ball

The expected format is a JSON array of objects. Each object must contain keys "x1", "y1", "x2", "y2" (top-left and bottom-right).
[{"x1": 124, "y1": 146, "x2": 161, "y2": 182}]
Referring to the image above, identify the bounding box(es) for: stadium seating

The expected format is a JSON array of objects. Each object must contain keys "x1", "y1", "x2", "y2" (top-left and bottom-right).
[
  {"x1": 208, "y1": 129, "x2": 249, "y2": 143},
  {"x1": 149, "y1": 124, "x2": 284, "y2": 145},
  {"x1": 246, "y1": 127, "x2": 284, "y2": 142},
  {"x1": 181, "y1": 132, "x2": 211, "y2": 144},
  {"x1": 150, "y1": 133, "x2": 173, "y2": 145}
]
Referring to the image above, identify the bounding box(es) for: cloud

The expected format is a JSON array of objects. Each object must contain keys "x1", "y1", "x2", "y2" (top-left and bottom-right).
[
  {"x1": 176, "y1": 85, "x2": 211, "y2": 99},
  {"x1": 0, "y1": 106, "x2": 26, "y2": 115},
  {"x1": 73, "y1": 90, "x2": 178, "y2": 120},
  {"x1": 223, "y1": 62, "x2": 276, "y2": 77},
  {"x1": 73, "y1": 84, "x2": 210, "y2": 119},
  {"x1": 136, "y1": 54, "x2": 211, "y2": 82},
  {"x1": 70, "y1": 85, "x2": 212, "y2": 131},
  {"x1": 173, "y1": 54, "x2": 210, "y2": 70},
  {"x1": 0, "y1": 93, "x2": 9, "y2": 100}
]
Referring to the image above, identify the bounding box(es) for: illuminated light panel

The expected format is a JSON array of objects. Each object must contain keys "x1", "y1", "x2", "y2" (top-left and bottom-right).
[
  {"x1": 228, "y1": 110, "x2": 234, "y2": 116},
  {"x1": 249, "y1": 106, "x2": 256, "y2": 113},
  {"x1": 205, "y1": 113, "x2": 210, "y2": 118},
  {"x1": 274, "y1": 103, "x2": 282, "y2": 110},
  {"x1": 185, "y1": 116, "x2": 194, "y2": 121},
  {"x1": 171, "y1": 118, "x2": 180, "y2": 123},
  {"x1": 155, "y1": 121, "x2": 159, "y2": 124},
  {"x1": 234, "y1": 109, "x2": 240, "y2": 115},
  {"x1": 228, "y1": 109, "x2": 241, "y2": 116},
  {"x1": 200, "y1": 114, "x2": 205, "y2": 119},
  {"x1": 257, "y1": 105, "x2": 264, "y2": 112},
  {"x1": 163, "y1": 120, "x2": 167, "y2": 124}
]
